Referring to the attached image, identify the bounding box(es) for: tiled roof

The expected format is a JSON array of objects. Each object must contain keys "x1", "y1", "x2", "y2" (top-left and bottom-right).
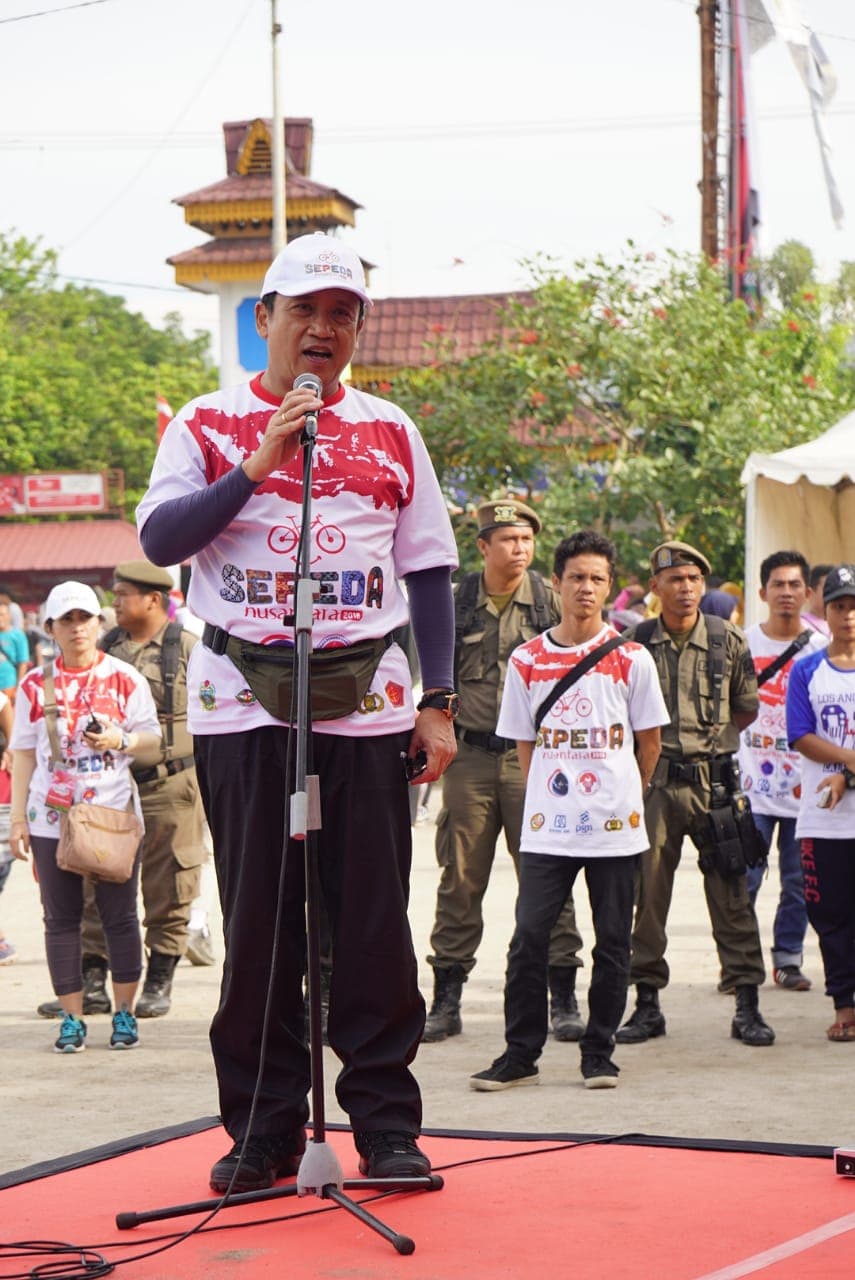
[
  {"x1": 0, "y1": 520, "x2": 143, "y2": 572},
  {"x1": 168, "y1": 237, "x2": 274, "y2": 268},
  {"x1": 356, "y1": 292, "x2": 532, "y2": 368},
  {"x1": 172, "y1": 170, "x2": 359, "y2": 210},
  {"x1": 223, "y1": 118, "x2": 313, "y2": 177}
]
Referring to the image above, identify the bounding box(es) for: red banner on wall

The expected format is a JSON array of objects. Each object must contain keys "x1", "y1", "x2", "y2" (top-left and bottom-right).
[{"x1": 0, "y1": 473, "x2": 107, "y2": 516}]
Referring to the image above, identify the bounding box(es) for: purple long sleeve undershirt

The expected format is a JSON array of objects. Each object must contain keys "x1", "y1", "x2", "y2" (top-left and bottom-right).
[{"x1": 139, "y1": 472, "x2": 455, "y2": 691}]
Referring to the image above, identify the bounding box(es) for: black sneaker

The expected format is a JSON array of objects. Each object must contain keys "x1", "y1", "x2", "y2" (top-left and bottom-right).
[
  {"x1": 353, "y1": 1130, "x2": 431, "y2": 1179},
  {"x1": 470, "y1": 1053, "x2": 539, "y2": 1092},
  {"x1": 209, "y1": 1130, "x2": 306, "y2": 1193},
  {"x1": 580, "y1": 1054, "x2": 620, "y2": 1090},
  {"x1": 773, "y1": 966, "x2": 811, "y2": 991}
]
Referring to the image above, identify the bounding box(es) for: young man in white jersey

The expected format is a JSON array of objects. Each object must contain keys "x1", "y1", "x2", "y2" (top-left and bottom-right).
[
  {"x1": 137, "y1": 234, "x2": 459, "y2": 1191},
  {"x1": 470, "y1": 530, "x2": 668, "y2": 1090},
  {"x1": 787, "y1": 564, "x2": 855, "y2": 1042},
  {"x1": 737, "y1": 551, "x2": 827, "y2": 992}
]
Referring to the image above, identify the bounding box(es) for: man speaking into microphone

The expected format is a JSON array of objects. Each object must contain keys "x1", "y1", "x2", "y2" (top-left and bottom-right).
[{"x1": 136, "y1": 233, "x2": 459, "y2": 1192}]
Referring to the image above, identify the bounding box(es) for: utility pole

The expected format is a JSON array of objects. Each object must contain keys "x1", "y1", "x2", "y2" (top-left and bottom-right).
[
  {"x1": 271, "y1": 0, "x2": 286, "y2": 253},
  {"x1": 699, "y1": 0, "x2": 720, "y2": 260}
]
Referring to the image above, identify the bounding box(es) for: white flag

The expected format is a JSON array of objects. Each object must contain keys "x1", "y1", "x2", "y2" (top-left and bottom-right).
[{"x1": 745, "y1": 0, "x2": 843, "y2": 227}]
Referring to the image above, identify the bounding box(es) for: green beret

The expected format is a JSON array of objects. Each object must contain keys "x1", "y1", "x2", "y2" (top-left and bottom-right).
[
  {"x1": 476, "y1": 499, "x2": 542, "y2": 537},
  {"x1": 649, "y1": 541, "x2": 712, "y2": 577},
  {"x1": 114, "y1": 560, "x2": 175, "y2": 591}
]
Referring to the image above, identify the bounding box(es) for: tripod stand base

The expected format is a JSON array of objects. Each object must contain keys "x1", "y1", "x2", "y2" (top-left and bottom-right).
[{"x1": 116, "y1": 1173, "x2": 444, "y2": 1252}]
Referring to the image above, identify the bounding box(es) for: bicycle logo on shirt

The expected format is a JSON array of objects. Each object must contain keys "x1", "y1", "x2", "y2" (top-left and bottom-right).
[{"x1": 267, "y1": 514, "x2": 347, "y2": 563}]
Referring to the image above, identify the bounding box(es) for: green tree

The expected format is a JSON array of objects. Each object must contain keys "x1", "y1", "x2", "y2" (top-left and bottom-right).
[
  {"x1": 761, "y1": 240, "x2": 817, "y2": 309},
  {"x1": 388, "y1": 248, "x2": 855, "y2": 580},
  {"x1": 0, "y1": 231, "x2": 214, "y2": 510}
]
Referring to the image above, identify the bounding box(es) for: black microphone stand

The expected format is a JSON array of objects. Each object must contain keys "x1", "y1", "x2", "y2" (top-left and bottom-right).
[{"x1": 116, "y1": 401, "x2": 442, "y2": 1255}]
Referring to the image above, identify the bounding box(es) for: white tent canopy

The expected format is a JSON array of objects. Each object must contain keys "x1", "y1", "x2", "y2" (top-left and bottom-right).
[{"x1": 740, "y1": 410, "x2": 855, "y2": 627}]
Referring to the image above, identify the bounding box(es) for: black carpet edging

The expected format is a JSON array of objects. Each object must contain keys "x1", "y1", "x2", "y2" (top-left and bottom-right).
[
  {"x1": 0, "y1": 1117, "x2": 833, "y2": 1192},
  {"x1": 0, "y1": 1115, "x2": 222, "y2": 1191}
]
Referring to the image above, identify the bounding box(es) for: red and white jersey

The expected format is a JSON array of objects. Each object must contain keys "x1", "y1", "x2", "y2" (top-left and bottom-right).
[
  {"x1": 498, "y1": 625, "x2": 668, "y2": 858},
  {"x1": 11, "y1": 655, "x2": 160, "y2": 839},
  {"x1": 737, "y1": 623, "x2": 827, "y2": 818},
  {"x1": 137, "y1": 377, "x2": 457, "y2": 737}
]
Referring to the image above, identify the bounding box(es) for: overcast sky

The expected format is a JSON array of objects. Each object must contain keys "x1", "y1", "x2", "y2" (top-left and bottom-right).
[{"x1": 2, "y1": 0, "x2": 853, "y2": 351}]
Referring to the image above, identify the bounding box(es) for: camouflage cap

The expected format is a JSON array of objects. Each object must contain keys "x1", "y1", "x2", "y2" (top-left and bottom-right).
[
  {"x1": 649, "y1": 540, "x2": 711, "y2": 577},
  {"x1": 476, "y1": 499, "x2": 542, "y2": 537},
  {"x1": 114, "y1": 560, "x2": 175, "y2": 591}
]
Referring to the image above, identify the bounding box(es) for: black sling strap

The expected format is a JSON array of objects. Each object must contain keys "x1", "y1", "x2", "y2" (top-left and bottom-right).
[
  {"x1": 454, "y1": 568, "x2": 552, "y2": 685},
  {"x1": 755, "y1": 630, "x2": 812, "y2": 687},
  {"x1": 533, "y1": 633, "x2": 627, "y2": 733},
  {"x1": 632, "y1": 613, "x2": 729, "y2": 742},
  {"x1": 101, "y1": 621, "x2": 183, "y2": 752}
]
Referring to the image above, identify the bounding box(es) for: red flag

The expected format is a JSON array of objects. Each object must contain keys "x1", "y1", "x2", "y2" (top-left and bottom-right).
[{"x1": 157, "y1": 394, "x2": 174, "y2": 443}]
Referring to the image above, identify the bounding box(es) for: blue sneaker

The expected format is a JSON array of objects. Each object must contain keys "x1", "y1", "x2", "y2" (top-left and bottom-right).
[
  {"x1": 110, "y1": 1004, "x2": 139, "y2": 1050},
  {"x1": 54, "y1": 1013, "x2": 87, "y2": 1053}
]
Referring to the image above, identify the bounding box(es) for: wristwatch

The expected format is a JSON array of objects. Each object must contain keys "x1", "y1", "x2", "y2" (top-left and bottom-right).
[
  {"x1": 843, "y1": 767, "x2": 855, "y2": 790},
  {"x1": 119, "y1": 730, "x2": 131, "y2": 752},
  {"x1": 417, "y1": 689, "x2": 461, "y2": 720}
]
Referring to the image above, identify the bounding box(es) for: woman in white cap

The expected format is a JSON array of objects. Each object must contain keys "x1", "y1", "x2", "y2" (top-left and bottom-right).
[{"x1": 9, "y1": 581, "x2": 160, "y2": 1053}]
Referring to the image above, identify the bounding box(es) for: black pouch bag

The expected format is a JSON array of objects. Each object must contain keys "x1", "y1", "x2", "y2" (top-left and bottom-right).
[
  {"x1": 691, "y1": 804, "x2": 747, "y2": 878},
  {"x1": 225, "y1": 634, "x2": 393, "y2": 722}
]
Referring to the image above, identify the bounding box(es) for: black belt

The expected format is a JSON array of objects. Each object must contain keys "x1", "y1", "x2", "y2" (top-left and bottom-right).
[
  {"x1": 133, "y1": 755, "x2": 196, "y2": 786},
  {"x1": 664, "y1": 754, "x2": 734, "y2": 785},
  {"x1": 456, "y1": 727, "x2": 515, "y2": 754}
]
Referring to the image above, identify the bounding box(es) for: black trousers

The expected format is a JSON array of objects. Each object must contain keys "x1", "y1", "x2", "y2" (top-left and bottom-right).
[
  {"x1": 801, "y1": 836, "x2": 855, "y2": 1008},
  {"x1": 195, "y1": 727, "x2": 424, "y2": 1141},
  {"x1": 504, "y1": 850, "x2": 638, "y2": 1062}
]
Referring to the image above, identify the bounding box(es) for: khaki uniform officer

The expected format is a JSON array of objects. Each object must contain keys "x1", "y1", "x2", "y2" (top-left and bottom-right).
[
  {"x1": 81, "y1": 560, "x2": 206, "y2": 1018},
  {"x1": 423, "y1": 500, "x2": 583, "y2": 1042},
  {"x1": 616, "y1": 541, "x2": 775, "y2": 1047}
]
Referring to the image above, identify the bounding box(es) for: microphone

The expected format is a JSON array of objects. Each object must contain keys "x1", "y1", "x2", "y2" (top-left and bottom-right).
[{"x1": 294, "y1": 372, "x2": 323, "y2": 441}]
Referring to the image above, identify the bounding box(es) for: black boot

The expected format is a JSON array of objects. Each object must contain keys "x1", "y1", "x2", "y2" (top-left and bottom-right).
[
  {"x1": 422, "y1": 965, "x2": 466, "y2": 1042},
  {"x1": 615, "y1": 983, "x2": 667, "y2": 1044},
  {"x1": 135, "y1": 952, "x2": 179, "y2": 1018},
  {"x1": 731, "y1": 985, "x2": 775, "y2": 1046},
  {"x1": 82, "y1": 954, "x2": 112, "y2": 1014},
  {"x1": 548, "y1": 966, "x2": 584, "y2": 1042},
  {"x1": 36, "y1": 954, "x2": 112, "y2": 1019}
]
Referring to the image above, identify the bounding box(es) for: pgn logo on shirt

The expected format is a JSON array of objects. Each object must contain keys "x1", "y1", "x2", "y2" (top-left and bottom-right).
[{"x1": 575, "y1": 811, "x2": 594, "y2": 835}]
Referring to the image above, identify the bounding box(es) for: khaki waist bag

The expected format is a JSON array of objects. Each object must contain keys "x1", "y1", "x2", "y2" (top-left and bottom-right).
[{"x1": 209, "y1": 630, "x2": 394, "y2": 722}]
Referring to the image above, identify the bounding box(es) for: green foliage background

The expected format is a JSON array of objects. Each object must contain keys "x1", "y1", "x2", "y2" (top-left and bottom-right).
[
  {"x1": 387, "y1": 246, "x2": 855, "y2": 582},
  {"x1": 0, "y1": 232, "x2": 215, "y2": 511}
]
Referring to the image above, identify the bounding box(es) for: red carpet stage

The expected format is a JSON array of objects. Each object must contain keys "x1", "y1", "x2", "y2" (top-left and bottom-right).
[{"x1": 1, "y1": 1122, "x2": 853, "y2": 1278}]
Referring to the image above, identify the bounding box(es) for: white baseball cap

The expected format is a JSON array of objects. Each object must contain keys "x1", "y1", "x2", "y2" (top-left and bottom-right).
[
  {"x1": 44, "y1": 581, "x2": 103, "y2": 622},
  {"x1": 260, "y1": 233, "x2": 372, "y2": 307}
]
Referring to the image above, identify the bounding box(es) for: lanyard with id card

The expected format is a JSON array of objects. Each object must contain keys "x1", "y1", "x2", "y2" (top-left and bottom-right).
[{"x1": 42, "y1": 660, "x2": 87, "y2": 813}]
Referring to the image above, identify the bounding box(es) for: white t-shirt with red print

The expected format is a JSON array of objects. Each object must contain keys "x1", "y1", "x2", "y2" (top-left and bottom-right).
[
  {"x1": 737, "y1": 622, "x2": 827, "y2": 819},
  {"x1": 136, "y1": 377, "x2": 458, "y2": 737},
  {"x1": 11, "y1": 654, "x2": 161, "y2": 839},
  {"x1": 497, "y1": 625, "x2": 669, "y2": 858}
]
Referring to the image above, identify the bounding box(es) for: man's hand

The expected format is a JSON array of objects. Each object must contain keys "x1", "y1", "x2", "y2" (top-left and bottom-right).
[
  {"x1": 407, "y1": 709, "x2": 457, "y2": 783},
  {"x1": 243, "y1": 385, "x2": 322, "y2": 483},
  {"x1": 816, "y1": 774, "x2": 846, "y2": 810}
]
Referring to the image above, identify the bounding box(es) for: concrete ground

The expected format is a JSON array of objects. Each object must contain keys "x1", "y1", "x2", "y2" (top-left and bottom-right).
[{"x1": 1, "y1": 792, "x2": 851, "y2": 1177}]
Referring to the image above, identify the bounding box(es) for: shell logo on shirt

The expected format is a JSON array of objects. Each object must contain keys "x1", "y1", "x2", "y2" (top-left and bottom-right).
[{"x1": 530, "y1": 813, "x2": 545, "y2": 831}]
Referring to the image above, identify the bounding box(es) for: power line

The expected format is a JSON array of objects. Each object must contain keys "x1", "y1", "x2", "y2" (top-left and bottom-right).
[
  {"x1": 0, "y1": 0, "x2": 120, "y2": 24},
  {"x1": 2, "y1": 100, "x2": 854, "y2": 153},
  {"x1": 61, "y1": 0, "x2": 258, "y2": 249}
]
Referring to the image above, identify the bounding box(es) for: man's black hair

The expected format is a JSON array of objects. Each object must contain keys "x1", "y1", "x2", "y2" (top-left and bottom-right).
[
  {"x1": 760, "y1": 550, "x2": 809, "y2": 589},
  {"x1": 809, "y1": 563, "x2": 833, "y2": 590},
  {"x1": 261, "y1": 291, "x2": 365, "y2": 325},
  {"x1": 553, "y1": 530, "x2": 616, "y2": 580}
]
